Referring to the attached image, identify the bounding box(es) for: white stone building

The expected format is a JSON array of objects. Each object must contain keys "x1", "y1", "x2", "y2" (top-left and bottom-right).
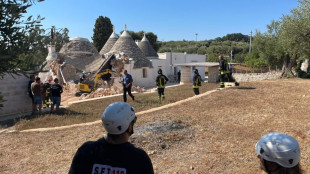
[{"x1": 100, "y1": 26, "x2": 207, "y2": 88}]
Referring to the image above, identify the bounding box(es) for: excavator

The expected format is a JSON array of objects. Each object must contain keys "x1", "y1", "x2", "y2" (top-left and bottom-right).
[
  {"x1": 77, "y1": 69, "x2": 119, "y2": 93},
  {"x1": 76, "y1": 54, "x2": 123, "y2": 96}
]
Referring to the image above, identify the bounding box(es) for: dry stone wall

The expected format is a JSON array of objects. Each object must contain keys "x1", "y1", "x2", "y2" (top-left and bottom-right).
[{"x1": 233, "y1": 72, "x2": 282, "y2": 82}]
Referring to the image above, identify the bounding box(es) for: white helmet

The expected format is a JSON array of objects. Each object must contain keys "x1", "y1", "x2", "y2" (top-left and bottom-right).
[
  {"x1": 101, "y1": 102, "x2": 136, "y2": 134},
  {"x1": 255, "y1": 132, "x2": 300, "y2": 168}
]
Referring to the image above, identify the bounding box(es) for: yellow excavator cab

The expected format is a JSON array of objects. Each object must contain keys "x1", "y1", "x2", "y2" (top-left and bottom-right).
[{"x1": 78, "y1": 83, "x2": 92, "y2": 93}]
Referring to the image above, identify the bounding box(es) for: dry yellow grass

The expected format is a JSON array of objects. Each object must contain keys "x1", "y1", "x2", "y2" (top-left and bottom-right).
[
  {"x1": 14, "y1": 83, "x2": 218, "y2": 130},
  {"x1": 1, "y1": 78, "x2": 310, "y2": 173}
]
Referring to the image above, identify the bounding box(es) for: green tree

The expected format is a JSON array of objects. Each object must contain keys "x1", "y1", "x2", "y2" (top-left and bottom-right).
[
  {"x1": 92, "y1": 16, "x2": 113, "y2": 52},
  {"x1": 0, "y1": 0, "x2": 45, "y2": 108},
  {"x1": 17, "y1": 26, "x2": 69, "y2": 71},
  {"x1": 49, "y1": 27, "x2": 70, "y2": 52},
  {"x1": 244, "y1": 51, "x2": 267, "y2": 70},
  {"x1": 279, "y1": 0, "x2": 310, "y2": 77},
  {"x1": 253, "y1": 0, "x2": 310, "y2": 77},
  {"x1": 0, "y1": 0, "x2": 44, "y2": 78},
  {"x1": 253, "y1": 24, "x2": 283, "y2": 68}
]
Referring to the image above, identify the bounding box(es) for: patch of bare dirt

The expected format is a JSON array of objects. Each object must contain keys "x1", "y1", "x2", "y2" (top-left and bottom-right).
[{"x1": 1, "y1": 78, "x2": 310, "y2": 173}]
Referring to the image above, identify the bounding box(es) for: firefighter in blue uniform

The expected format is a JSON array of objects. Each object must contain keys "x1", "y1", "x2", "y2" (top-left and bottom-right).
[
  {"x1": 155, "y1": 69, "x2": 168, "y2": 101},
  {"x1": 193, "y1": 69, "x2": 202, "y2": 95}
]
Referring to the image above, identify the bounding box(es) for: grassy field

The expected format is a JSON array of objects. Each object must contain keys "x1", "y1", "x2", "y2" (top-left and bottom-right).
[
  {"x1": 1, "y1": 78, "x2": 310, "y2": 174},
  {"x1": 14, "y1": 83, "x2": 218, "y2": 130}
]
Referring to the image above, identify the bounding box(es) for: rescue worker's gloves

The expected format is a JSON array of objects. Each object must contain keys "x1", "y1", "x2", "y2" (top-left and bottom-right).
[{"x1": 101, "y1": 102, "x2": 136, "y2": 135}]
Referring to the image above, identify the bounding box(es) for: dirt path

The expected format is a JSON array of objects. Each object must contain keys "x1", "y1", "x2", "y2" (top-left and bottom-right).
[{"x1": 1, "y1": 79, "x2": 310, "y2": 174}]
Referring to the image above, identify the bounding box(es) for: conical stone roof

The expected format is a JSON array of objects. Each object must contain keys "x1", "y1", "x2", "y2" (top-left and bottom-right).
[
  {"x1": 59, "y1": 37, "x2": 104, "y2": 72},
  {"x1": 138, "y1": 34, "x2": 158, "y2": 57},
  {"x1": 109, "y1": 27, "x2": 152, "y2": 69},
  {"x1": 99, "y1": 26, "x2": 119, "y2": 55}
]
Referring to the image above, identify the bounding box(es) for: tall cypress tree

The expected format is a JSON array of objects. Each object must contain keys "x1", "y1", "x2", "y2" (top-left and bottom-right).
[{"x1": 92, "y1": 16, "x2": 113, "y2": 52}]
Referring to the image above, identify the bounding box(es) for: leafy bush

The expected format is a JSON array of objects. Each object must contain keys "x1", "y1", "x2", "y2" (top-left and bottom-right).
[{"x1": 244, "y1": 51, "x2": 267, "y2": 70}]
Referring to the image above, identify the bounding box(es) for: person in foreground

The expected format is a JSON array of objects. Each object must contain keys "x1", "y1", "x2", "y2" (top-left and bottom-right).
[
  {"x1": 69, "y1": 102, "x2": 154, "y2": 174},
  {"x1": 255, "y1": 132, "x2": 302, "y2": 174}
]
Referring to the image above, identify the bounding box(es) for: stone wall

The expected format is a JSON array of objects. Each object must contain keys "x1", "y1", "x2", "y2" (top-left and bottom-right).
[
  {"x1": 0, "y1": 73, "x2": 32, "y2": 119},
  {"x1": 233, "y1": 72, "x2": 282, "y2": 82}
]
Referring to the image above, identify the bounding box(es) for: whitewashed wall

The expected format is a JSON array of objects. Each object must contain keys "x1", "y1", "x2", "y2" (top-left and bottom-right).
[
  {"x1": 0, "y1": 73, "x2": 32, "y2": 118},
  {"x1": 157, "y1": 52, "x2": 206, "y2": 81},
  {"x1": 123, "y1": 53, "x2": 206, "y2": 88},
  {"x1": 124, "y1": 63, "x2": 154, "y2": 88}
]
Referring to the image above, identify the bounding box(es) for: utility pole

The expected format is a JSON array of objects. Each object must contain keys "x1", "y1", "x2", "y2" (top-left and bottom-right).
[
  {"x1": 195, "y1": 33, "x2": 198, "y2": 54},
  {"x1": 249, "y1": 30, "x2": 252, "y2": 53}
]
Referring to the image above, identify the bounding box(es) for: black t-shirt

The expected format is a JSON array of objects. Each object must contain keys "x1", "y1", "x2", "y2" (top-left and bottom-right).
[
  {"x1": 50, "y1": 84, "x2": 63, "y2": 97},
  {"x1": 42, "y1": 83, "x2": 51, "y2": 94},
  {"x1": 69, "y1": 138, "x2": 154, "y2": 174}
]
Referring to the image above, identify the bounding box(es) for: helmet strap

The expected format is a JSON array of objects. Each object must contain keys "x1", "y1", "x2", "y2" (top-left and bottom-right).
[
  {"x1": 127, "y1": 122, "x2": 135, "y2": 135},
  {"x1": 263, "y1": 159, "x2": 272, "y2": 174}
]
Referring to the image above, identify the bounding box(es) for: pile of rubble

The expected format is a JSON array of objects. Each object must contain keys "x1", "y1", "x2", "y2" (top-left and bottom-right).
[{"x1": 79, "y1": 84, "x2": 148, "y2": 100}]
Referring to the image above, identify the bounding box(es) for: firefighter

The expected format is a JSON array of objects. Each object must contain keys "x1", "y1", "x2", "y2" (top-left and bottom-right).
[
  {"x1": 192, "y1": 69, "x2": 202, "y2": 95},
  {"x1": 155, "y1": 69, "x2": 168, "y2": 100},
  {"x1": 228, "y1": 63, "x2": 240, "y2": 86},
  {"x1": 42, "y1": 79, "x2": 51, "y2": 108},
  {"x1": 218, "y1": 56, "x2": 230, "y2": 88}
]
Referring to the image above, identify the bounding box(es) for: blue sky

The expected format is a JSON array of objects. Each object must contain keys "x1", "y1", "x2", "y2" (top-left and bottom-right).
[{"x1": 26, "y1": 0, "x2": 299, "y2": 41}]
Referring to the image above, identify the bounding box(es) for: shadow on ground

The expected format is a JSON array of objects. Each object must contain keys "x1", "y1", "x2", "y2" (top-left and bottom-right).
[
  {"x1": 0, "y1": 108, "x2": 86, "y2": 128},
  {"x1": 232, "y1": 86, "x2": 256, "y2": 90}
]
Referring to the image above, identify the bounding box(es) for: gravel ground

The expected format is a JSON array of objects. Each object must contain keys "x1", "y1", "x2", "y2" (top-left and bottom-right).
[{"x1": 1, "y1": 78, "x2": 310, "y2": 173}]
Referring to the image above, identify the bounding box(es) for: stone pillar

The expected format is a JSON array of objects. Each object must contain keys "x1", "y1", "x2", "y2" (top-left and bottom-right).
[
  {"x1": 46, "y1": 45, "x2": 57, "y2": 61},
  {"x1": 208, "y1": 66, "x2": 220, "y2": 83},
  {"x1": 181, "y1": 66, "x2": 191, "y2": 84}
]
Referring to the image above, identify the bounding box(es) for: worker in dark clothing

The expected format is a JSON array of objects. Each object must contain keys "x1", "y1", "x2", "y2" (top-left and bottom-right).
[
  {"x1": 218, "y1": 56, "x2": 230, "y2": 88},
  {"x1": 50, "y1": 78, "x2": 63, "y2": 114},
  {"x1": 28, "y1": 75, "x2": 35, "y2": 107},
  {"x1": 80, "y1": 74, "x2": 86, "y2": 83},
  {"x1": 228, "y1": 63, "x2": 240, "y2": 86},
  {"x1": 177, "y1": 70, "x2": 181, "y2": 83},
  {"x1": 155, "y1": 69, "x2": 169, "y2": 101},
  {"x1": 123, "y1": 70, "x2": 135, "y2": 102},
  {"x1": 193, "y1": 69, "x2": 202, "y2": 95},
  {"x1": 42, "y1": 79, "x2": 51, "y2": 108},
  {"x1": 69, "y1": 102, "x2": 154, "y2": 174},
  {"x1": 228, "y1": 64, "x2": 233, "y2": 78}
]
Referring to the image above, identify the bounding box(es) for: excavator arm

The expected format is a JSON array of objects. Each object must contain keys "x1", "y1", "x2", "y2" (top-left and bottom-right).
[{"x1": 93, "y1": 69, "x2": 119, "y2": 90}]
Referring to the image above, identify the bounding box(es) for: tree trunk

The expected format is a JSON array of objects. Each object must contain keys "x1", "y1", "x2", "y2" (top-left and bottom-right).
[{"x1": 281, "y1": 54, "x2": 297, "y2": 77}]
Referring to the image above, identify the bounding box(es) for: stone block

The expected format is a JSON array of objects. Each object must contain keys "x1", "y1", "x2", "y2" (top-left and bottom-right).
[{"x1": 12, "y1": 91, "x2": 22, "y2": 96}]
